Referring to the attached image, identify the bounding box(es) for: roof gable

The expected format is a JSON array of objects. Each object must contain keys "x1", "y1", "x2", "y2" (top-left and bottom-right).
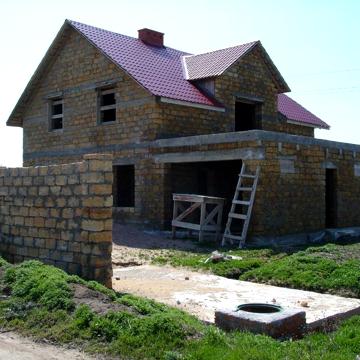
[
  {"x1": 183, "y1": 41, "x2": 290, "y2": 93},
  {"x1": 183, "y1": 42, "x2": 258, "y2": 80}
]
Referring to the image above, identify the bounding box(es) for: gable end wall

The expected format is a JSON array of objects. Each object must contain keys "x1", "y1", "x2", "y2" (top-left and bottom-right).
[{"x1": 22, "y1": 27, "x2": 159, "y2": 166}]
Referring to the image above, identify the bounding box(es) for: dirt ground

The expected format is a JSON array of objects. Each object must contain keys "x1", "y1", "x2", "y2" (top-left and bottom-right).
[
  {"x1": 112, "y1": 224, "x2": 360, "y2": 330},
  {"x1": 112, "y1": 223, "x2": 213, "y2": 266},
  {"x1": 112, "y1": 264, "x2": 360, "y2": 330},
  {"x1": 0, "y1": 331, "x2": 98, "y2": 360}
]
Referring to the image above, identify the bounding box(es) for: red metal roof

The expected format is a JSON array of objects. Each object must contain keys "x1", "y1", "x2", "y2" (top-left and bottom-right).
[
  {"x1": 33, "y1": 20, "x2": 326, "y2": 130},
  {"x1": 278, "y1": 94, "x2": 329, "y2": 129},
  {"x1": 69, "y1": 20, "x2": 216, "y2": 107},
  {"x1": 183, "y1": 42, "x2": 258, "y2": 80}
]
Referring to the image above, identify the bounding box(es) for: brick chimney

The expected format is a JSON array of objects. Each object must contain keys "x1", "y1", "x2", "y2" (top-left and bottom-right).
[{"x1": 138, "y1": 28, "x2": 164, "y2": 47}]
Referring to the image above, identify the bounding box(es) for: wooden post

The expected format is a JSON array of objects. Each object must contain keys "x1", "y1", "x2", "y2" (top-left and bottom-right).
[
  {"x1": 215, "y1": 204, "x2": 223, "y2": 241},
  {"x1": 199, "y1": 201, "x2": 206, "y2": 242},
  {"x1": 172, "y1": 200, "x2": 178, "y2": 239}
]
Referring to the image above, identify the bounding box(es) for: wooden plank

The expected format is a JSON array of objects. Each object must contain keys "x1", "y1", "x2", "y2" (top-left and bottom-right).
[
  {"x1": 215, "y1": 203, "x2": 223, "y2": 241},
  {"x1": 223, "y1": 233, "x2": 244, "y2": 241},
  {"x1": 172, "y1": 200, "x2": 178, "y2": 239},
  {"x1": 232, "y1": 200, "x2": 250, "y2": 205},
  {"x1": 173, "y1": 193, "x2": 225, "y2": 204},
  {"x1": 229, "y1": 213, "x2": 247, "y2": 220},
  {"x1": 242, "y1": 174, "x2": 256, "y2": 178},
  {"x1": 174, "y1": 202, "x2": 201, "y2": 222},
  {"x1": 199, "y1": 202, "x2": 206, "y2": 242},
  {"x1": 203, "y1": 204, "x2": 221, "y2": 226},
  {"x1": 171, "y1": 220, "x2": 201, "y2": 231},
  {"x1": 173, "y1": 194, "x2": 205, "y2": 203}
]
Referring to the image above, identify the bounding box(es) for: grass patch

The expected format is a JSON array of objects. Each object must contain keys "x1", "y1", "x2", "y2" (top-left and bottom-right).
[
  {"x1": 241, "y1": 255, "x2": 360, "y2": 297},
  {"x1": 1, "y1": 256, "x2": 360, "y2": 359},
  {"x1": 153, "y1": 243, "x2": 360, "y2": 298}
]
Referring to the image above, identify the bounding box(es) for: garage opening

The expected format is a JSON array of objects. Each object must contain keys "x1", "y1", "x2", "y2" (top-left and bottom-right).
[
  {"x1": 235, "y1": 101, "x2": 259, "y2": 131},
  {"x1": 113, "y1": 165, "x2": 135, "y2": 207},
  {"x1": 167, "y1": 160, "x2": 242, "y2": 228},
  {"x1": 325, "y1": 168, "x2": 337, "y2": 228}
]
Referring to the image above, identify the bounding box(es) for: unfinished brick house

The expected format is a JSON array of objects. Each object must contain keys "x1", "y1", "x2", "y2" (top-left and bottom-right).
[{"x1": 7, "y1": 20, "x2": 360, "y2": 240}]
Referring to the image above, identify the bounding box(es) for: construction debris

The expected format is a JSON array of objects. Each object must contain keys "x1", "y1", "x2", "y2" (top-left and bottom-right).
[{"x1": 204, "y1": 251, "x2": 243, "y2": 263}]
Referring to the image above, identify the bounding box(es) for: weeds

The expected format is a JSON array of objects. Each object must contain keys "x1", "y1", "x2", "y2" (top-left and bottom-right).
[{"x1": 153, "y1": 243, "x2": 360, "y2": 298}]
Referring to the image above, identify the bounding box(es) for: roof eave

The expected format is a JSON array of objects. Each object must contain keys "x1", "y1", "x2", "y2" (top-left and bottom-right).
[
  {"x1": 159, "y1": 97, "x2": 225, "y2": 112},
  {"x1": 286, "y1": 118, "x2": 330, "y2": 130}
]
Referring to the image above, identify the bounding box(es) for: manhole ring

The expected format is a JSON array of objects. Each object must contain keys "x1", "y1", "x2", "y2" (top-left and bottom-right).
[{"x1": 237, "y1": 303, "x2": 283, "y2": 314}]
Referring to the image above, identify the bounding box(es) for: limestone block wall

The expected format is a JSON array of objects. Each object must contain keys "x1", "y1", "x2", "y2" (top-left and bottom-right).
[
  {"x1": 0, "y1": 154, "x2": 113, "y2": 287},
  {"x1": 148, "y1": 132, "x2": 360, "y2": 237}
]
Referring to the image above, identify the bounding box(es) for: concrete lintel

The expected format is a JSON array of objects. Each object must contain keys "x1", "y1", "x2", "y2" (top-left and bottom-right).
[
  {"x1": 277, "y1": 155, "x2": 297, "y2": 160},
  {"x1": 322, "y1": 161, "x2": 337, "y2": 169},
  {"x1": 24, "y1": 130, "x2": 360, "y2": 162},
  {"x1": 234, "y1": 93, "x2": 264, "y2": 103},
  {"x1": 153, "y1": 148, "x2": 265, "y2": 164},
  {"x1": 113, "y1": 157, "x2": 137, "y2": 165},
  {"x1": 152, "y1": 130, "x2": 360, "y2": 152}
]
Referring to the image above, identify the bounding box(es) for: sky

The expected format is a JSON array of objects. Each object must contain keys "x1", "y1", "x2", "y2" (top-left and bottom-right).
[{"x1": 0, "y1": 0, "x2": 359, "y2": 167}]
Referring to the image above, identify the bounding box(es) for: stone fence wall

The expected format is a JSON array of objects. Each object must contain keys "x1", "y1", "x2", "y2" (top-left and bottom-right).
[{"x1": 0, "y1": 154, "x2": 113, "y2": 287}]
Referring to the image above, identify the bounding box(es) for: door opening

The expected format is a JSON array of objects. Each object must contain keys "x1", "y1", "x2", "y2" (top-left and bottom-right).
[
  {"x1": 325, "y1": 168, "x2": 337, "y2": 228},
  {"x1": 235, "y1": 101, "x2": 258, "y2": 131}
]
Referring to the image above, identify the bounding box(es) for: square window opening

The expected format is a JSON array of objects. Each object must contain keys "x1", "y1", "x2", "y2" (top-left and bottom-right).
[
  {"x1": 101, "y1": 92, "x2": 115, "y2": 106},
  {"x1": 101, "y1": 108, "x2": 116, "y2": 123},
  {"x1": 51, "y1": 117, "x2": 63, "y2": 130},
  {"x1": 113, "y1": 165, "x2": 135, "y2": 207}
]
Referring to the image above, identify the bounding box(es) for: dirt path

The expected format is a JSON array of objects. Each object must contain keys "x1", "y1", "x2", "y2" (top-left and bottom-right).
[{"x1": 0, "y1": 331, "x2": 97, "y2": 360}]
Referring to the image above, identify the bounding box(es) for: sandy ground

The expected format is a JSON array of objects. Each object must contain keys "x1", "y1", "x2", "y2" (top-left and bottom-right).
[
  {"x1": 112, "y1": 223, "x2": 213, "y2": 266},
  {"x1": 0, "y1": 331, "x2": 97, "y2": 360},
  {"x1": 112, "y1": 264, "x2": 360, "y2": 330}
]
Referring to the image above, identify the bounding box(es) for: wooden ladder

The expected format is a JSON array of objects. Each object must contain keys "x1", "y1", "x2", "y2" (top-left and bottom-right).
[{"x1": 221, "y1": 163, "x2": 260, "y2": 248}]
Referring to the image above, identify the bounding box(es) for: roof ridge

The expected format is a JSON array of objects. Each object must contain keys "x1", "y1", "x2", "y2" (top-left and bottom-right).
[
  {"x1": 183, "y1": 40, "x2": 259, "y2": 59},
  {"x1": 66, "y1": 19, "x2": 137, "y2": 42},
  {"x1": 66, "y1": 19, "x2": 191, "y2": 55}
]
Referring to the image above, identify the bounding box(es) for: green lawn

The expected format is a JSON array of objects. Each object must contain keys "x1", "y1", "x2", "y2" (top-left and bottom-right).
[
  {"x1": 0, "y1": 256, "x2": 360, "y2": 359},
  {"x1": 153, "y1": 243, "x2": 360, "y2": 298}
]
